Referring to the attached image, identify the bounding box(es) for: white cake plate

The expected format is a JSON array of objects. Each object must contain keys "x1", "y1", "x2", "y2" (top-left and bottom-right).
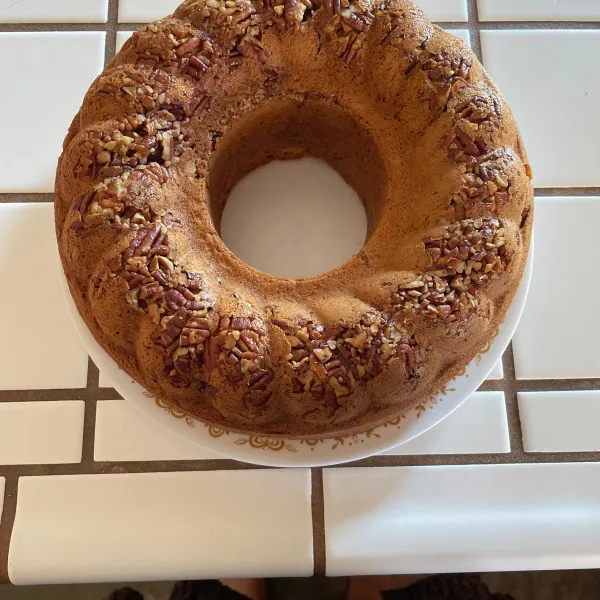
[{"x1": 60, "y1": 244, "x2": 532, "y2": 467}]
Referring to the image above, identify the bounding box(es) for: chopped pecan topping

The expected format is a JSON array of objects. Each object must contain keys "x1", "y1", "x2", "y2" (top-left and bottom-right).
[
  {"x1": 135, "y1": 23, "x2": 216, "y2": 81},
  {"x1": 276, "y1": 314, "x2": 420, "y2": 409},
  {"x1": 270, "y1": 0, "x2": 314, "y2": 26},
  {"x1": 317, "y1": 0, "x2": 379, "y2": 64},
  {"x1": 115, "y1": 69, "x2": 209, "y2": 119},
  {"x1": 451, "y1": 92, "x2": 501, "y2": 126},
  {"x1": 77, "y1": 112, "x2": 194, "y2": 181},
  {"x1": 391, "y1": 218, "x2": 510, "y2": 322},
  {"x1": 448, "y1": 127, "x2": 487, "y2": 163},
  {"x1": 71, "y1": 165, "x2": 175, "y2": 235},
  {"x1": 420, "y1": 51, "x2": 471, "y2": 85},
  {"x1": 403, "y1": 46, "x2": 472, "y2": 112},
  {"x1": 451, "y1": 148, "x2": 512, "y2": 219},
  {"x1": 236, "y1": 35, "x2": 270, "y2": 62},
  {"x1": 105, "y1": 218, "x2": 274, "y2": 403}
]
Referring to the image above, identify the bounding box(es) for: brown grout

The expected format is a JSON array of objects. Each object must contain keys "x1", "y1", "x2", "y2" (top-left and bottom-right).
[
  {"x1": 477, "y1": 22, "x2": 600, "y2": 30},
  {"x1": 327, "y1": 451, "x2": 600, "y2": 469},
  {"x1": 466, "y1": 0, "x2": 482, "y2": 61},
  {"x1": 0, "y1": 461, "x2": 266, "y2": 480},
  {"x1": 2, "y1": 449, "x2": 600, "y2": 481},
  {"x1": 0, "y1": 23, "x2": 110, "y2": 32},
  {"x1": 105, "y1": 0, "x2": 119, "y2": 66},
  {"x1": 311, "y1": 468, "x2": 327, "y2": 575},
  {"x1": 81, "y1": 358, "x2": 99, "y2": 465},
  {"x1": 0, "y1": 477, "x2": 18, "y2": 583},
  {"x1": 535, "y1": 188, "x2": 600, "y2": 198},
  {"x1": 514, "y1": 379, "x2": 600, "y2": 392},
  {"x1": 0, "y1": 388, "x2": 121, "y2": 403},
  {"x1": 0, "y1": 194, "x2": 54, "y2": 203},
  {"x1": 87, "y1": 358, "x2": 100, "y2": 390},
  {"x1": 502, "y1": 343, "x2": 525, "y2": 454}
]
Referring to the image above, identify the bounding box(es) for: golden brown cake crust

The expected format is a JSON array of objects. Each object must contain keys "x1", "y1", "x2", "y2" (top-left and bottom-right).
[{"x1": 55, "y1": 0, "x2": 533, "y2": 438}]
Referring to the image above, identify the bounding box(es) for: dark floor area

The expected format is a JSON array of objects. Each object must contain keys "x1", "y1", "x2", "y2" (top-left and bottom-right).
[{"x1": 2, "y1": 571, "x2": 600, "y2": 600}]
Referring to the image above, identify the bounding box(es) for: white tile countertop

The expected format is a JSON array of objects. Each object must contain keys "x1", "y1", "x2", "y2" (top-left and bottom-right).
[{"x1": 1, "y1": 0, "x2": 600, "y2": 585}]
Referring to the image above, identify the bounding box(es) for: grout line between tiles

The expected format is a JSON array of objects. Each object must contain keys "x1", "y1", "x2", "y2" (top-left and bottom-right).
[
  {"x1": 3, "y1": 451, "x2": 600, "y2": 480},
  {"x1": 0, "y1": 476, "x2": 18, "y2": 584},
  {"x1": 477, "y1": 22, "x2": 600, "y2": 30},
  {"x1": 0, "y1": 389, "x2": 121, "y2": 403},
  {"x1": 0, "y1": 194, "x2": 54, "y2": 203},
  {"x1": 0, "y1": 461, "x2": 268, "y2": 479},
  {"x1": 326, "y1": 452, "x2": 600, "y2": 468},
  {"x1": 502, "y1": 343, "x2": 525, "y2": 454},
  {"x1": 311, "y1": 468, "x2": 326, "y2": 575},
  {"x1": 512, "y1": 379, "x2": 600, "y2": 392},
  {"x1": 81, "y1": 358, "x2": 99, "y2": 466},
  {"x1": 466, "y1": 0, "x2": 482, "y2": 61},
  {"x1": 0, "y1": 23, "x2": 109, "y2": 32},
  {"x1": 105, "y1": 0, "x2": 119, "y2": 66},
  {"x1": 535, "y1": 188, "x2": 600, "y2": 197}
]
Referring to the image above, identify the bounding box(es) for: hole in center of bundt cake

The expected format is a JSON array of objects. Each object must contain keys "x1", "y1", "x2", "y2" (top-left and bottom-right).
[
  {"x1": 208, "y1": 98, "x2": 387, "y2": 279},
  {"x1": 220, "y1": 157, "x2": 367, "y2": 278}
]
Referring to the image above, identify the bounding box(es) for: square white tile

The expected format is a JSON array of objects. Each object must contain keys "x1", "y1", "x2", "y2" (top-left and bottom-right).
[
  {"x1": 512, "y1": 197, "x2": 600, "y2": 380},
  {"x1": 519, "y1": 391, "x2": 600, "y2": 453},
  {"x1": 414, "y1": 0, "x2": 468, "y2": 22},
  {"x1": 116, "y1": 30, "x2": 135, "y2": 53},
  {"x1": 9, "y1": 470, "x2": 314, "y2": 585},
  {"x1": 95, "y1": 400, "x2": 221, "y2": 461},
  {"x1": 385, "y1": 392, "x2": 509, "y2": 455},
  {"x1": 0, "y1": 401, "x2": 84, "y2": 465},
  {"x1": 118, "y1": 0, "x2": 181, "y2": 22},
  {"x1": 0, "y1": 32, "x2": 105, "y2": 193},
  {"x1": 324, "y1": 463, "x2": 600, "y2": 576},
  {"x1": 0, "y1": 0, "x2": 108, "y2": 23},
  {"x1": 481, "y1": 30, "x2": 600, "y2": 188},
  {"x1": 0, "y1": 204, "x2": 88, "y2": 390},
  {"x1": 478, "y1": 0, "x2": 600, "y2": 22}
]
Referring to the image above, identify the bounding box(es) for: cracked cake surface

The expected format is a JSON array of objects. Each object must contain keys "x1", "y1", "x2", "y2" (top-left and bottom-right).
[{"x1": 55, "y1": 0, "x2": 533, "y2": 438}]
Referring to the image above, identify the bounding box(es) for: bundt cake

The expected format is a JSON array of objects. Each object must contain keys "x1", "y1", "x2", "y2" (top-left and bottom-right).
[{"x1": 55, "y1": 0, "x2": 533, "y2": 438}]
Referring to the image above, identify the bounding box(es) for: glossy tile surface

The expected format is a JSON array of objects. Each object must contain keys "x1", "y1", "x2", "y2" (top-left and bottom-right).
[
  {"x1": 324, "y1": 464, "x2": 600, "y2": 576},
  {"x1": 9, "y1": 470, "x2": 313, "y2": 585},
  {"x1": 0, "y1": 402, "x2": 84, "y2": 465},
  {"x1": 0, "y1": 0, "x2": 108, "y2": 23},
  {"x1": 481, "y1": 30, "x2": 600, "y2": 187},
  {"x1": 415, "y1": 0, "x2": 468, "y2": 21},
  {"x1": 519, "y1": 391, "x2": 600, "y2": 452},
  {"x1": 118, "y1": 0, "x2": 181, "y2": 22},
  {"x1": 0, "y1": 204, "x2": 88, "y2": 390},
  {"x1": 0, "y1": 32, "x2": 105, "y2": 193},
  {"x1": 95, "y1": 400, "x2": 220, "y2": 461},
  {"x1": 512, "y1": 198, "x2": 600, "y2": 379},
  {"x1": 478, "y1": 0, "x2": 600, "y2": 21}
]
